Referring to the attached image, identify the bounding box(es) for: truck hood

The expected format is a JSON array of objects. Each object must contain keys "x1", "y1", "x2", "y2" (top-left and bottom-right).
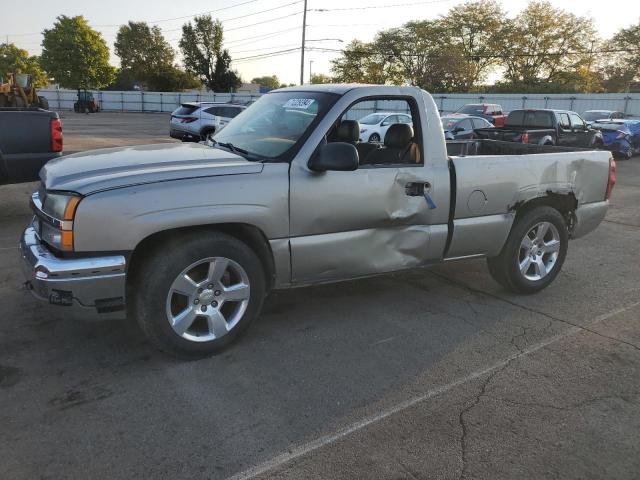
[{"x1": 40, "y1": 143, "x2": 264, "y2": 195}]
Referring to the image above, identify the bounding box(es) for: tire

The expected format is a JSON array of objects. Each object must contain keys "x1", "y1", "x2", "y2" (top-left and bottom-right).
[
  {"x1": 130, "y1": 231, "x2": 266, "y2": 359},
  {"x1": 38, "y1": 96, "x2": 49, "y2": 110},
  {"x1": 368, "y1": 133, "x2": 381, "y2": 143},
  {"x1": 200, "y1": 128, "x2": 216, "y2": 142},
  {"x1": 487, "y1": 206, "x2": 568, "y2": 294}
]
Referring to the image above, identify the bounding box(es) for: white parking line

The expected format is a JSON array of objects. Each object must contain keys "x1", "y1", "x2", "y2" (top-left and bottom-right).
[{"x1": 226, "y1": 301, "x2": 640, "y2": 480}]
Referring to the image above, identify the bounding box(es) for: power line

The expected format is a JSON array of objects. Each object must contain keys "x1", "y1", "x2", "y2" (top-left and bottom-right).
[
  {"x1": 160, "y1": 1, "x2": 302, "y2": 33},
  {"x1": 233, "y1": 47, "x2": 300, "y2": 62},
  {"x1": 310, "y1": 0, "x2": 453, "y2": 12},
  {"x1": 223, "y1": 27, "x2": 301, "y2": 46}
]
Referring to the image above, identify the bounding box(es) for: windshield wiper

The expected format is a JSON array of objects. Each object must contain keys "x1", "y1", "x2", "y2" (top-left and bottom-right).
[{"x1": 217, "y1": 142, "x2": 249, "y2": 155}]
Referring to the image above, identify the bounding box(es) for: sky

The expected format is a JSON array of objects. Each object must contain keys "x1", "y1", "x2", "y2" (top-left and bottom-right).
[{"x1": 2, "y1": 0, "x2": 640, "y2": 86}]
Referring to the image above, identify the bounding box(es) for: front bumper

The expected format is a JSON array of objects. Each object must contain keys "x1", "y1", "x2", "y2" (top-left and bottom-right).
[{"x1": 20, "y1": 225, "x2": 127, "y2": 320}]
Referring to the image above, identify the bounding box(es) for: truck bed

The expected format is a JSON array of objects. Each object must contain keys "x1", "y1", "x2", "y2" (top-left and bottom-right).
[
  {"x1": 446, "y1": 139, "x2": 589, "y2": 156},
  {"x1": 0, "y1": 108, "x2": 63, "y2": 185}
]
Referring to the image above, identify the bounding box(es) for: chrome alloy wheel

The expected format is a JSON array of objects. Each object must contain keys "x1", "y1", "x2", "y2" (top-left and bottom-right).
[
  {"x1": 518, "y1": 221, "x2": 561, "y2": 281},
  {"x1": 165, "y1": 257, "x2": 250, "y2": 342}
]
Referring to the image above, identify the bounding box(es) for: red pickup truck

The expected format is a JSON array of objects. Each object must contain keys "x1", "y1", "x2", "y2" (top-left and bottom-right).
[{"x1": 455, "y1": 103, "x2": 507, "y2": 127}]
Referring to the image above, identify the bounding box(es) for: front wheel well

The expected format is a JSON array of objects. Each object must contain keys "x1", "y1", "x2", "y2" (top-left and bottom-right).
[{"x1": 127, "y1": 223, "x2": 276, "y2": 291}]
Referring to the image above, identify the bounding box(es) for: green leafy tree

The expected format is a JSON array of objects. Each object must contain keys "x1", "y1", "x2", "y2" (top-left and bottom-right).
[
  {"x1": 41, "y1": 15, "x2": 115, "y2": 88},
  {"x1": 0, "y1": 43, "x2": 48, "y2": 87},
  {"x1": 179, "y1": 15, "x2": 241, "y2": 91},
  {"x1": 331, "y1": 39, "x2": 400, "y2": 84},
  {"x1": 251, "y1": 75, "x2": 280, "y2": 90},
  {"x1": 600, "y1": 21, "x2": 640, "y2": 92},
  {"x1": 440, "y1": 0, "x2": 506, "y2": 89},
  {"x1": 114, "y1": 22, "x2": 174, "y2": 82},
  {"x1": 498, "y1": 1, "x2": 598, "y2": 87},
  {"x1": 310, "y1": 73, "x2": 332, "y2": 84}
]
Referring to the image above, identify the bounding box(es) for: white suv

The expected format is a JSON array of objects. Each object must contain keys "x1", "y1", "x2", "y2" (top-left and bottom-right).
[{"x1": 170, "y1": 102, "x2": 247, "y2": 142}]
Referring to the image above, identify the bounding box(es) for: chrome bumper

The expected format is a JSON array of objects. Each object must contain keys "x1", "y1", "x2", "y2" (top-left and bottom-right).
[{"x1": 20, "y1": 225, "x2": 127, "y2": 320}]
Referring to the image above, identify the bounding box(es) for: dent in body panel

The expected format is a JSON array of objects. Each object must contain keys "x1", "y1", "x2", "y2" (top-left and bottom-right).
[
  {"x1": 73, "y1": 163, "x2": 290, "y2": 252},
  {"x1": 445, "y1": 213, "x2": 515, "y2": 259},
  {"x1": 268, "y1": 238, "x2": 292, "y2": 288},
  {"x1": 290, "y1": 224, "x2": 448, "y2": 284},
  {"x1": 572, "y1": 201, "x2": 608, "y2": 239},
  {"x1": 452, "y1": 151, "x2": 610, "y2": 220}
]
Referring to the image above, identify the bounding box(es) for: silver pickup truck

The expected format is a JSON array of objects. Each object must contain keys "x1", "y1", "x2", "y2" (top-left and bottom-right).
[{"x1": 20, "y1": 85, "x2": 616, "y2": 358}]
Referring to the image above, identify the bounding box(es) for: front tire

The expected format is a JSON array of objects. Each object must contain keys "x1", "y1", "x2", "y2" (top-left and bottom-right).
[
  {"x1": 130, "y1": 231, "x2": 266, "y2": 358},
  {"x1": 368, "y1": 133, "x2": 381, "y2": 143},
  {"x1": 487, "y1": 206, "x2": 568, "y2": 294}
]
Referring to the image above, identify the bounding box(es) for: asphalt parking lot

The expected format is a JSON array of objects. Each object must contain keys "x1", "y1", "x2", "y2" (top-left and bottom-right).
[{"x1": 1, "y1": 112, "x2": 639, "y2": 480}]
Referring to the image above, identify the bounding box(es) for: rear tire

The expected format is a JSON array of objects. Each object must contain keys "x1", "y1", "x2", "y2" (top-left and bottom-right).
[
  {"x1": 368, "y1": 133, "x2": 380, "y2": 143},
  {"x1": 487, "y1": 206, "x2": 568, "y2": 294},
  {"x1": 130, "y1": 231, "x2": 266, "y2": 359}
]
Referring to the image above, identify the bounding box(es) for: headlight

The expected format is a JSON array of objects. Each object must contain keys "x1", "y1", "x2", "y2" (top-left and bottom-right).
[
  {"x1": 36, "y1": 192, "x2": 81, "y2": 251},
  {"x1": 42, "y1": 193, "x2": 81, "y2": 220}
]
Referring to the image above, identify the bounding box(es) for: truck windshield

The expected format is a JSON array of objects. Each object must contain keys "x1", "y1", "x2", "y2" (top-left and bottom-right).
[
  {"x1": 213, "y1": 91, "x2": 337, "y2": 160},
  {"x1": 456, "y1": 105, "x2": 485, "y2": 115},
  {"x1": 583, "y1": 111, "x2": 611, "y2": 121}
]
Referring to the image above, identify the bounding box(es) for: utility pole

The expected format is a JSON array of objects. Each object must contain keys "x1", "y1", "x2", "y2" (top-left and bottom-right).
[
  {"x1": 309, "y1": 60, "x2": 314, "y2": 83},
  {"x1": 299, "y1": 0, "x2": 308, "y2": 85}
]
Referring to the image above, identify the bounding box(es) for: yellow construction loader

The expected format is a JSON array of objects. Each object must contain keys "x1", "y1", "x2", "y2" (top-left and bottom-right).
[{"x1": 0, "y1": 73, "x2": 49, "y2": 109}]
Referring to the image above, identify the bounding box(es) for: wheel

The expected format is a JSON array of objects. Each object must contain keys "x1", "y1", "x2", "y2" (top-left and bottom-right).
[
  {"x1": 368, "y1": 133, "x2": 381, "y2": 143},
  {"x1": 487, "y1": 206, "x2": 568, "y2": 294},
  {"x1": 38, "y1": 96, "x2": 49, "y2": 110},
  {"x1": 130, "y1": 231, "x2": 266, "y2": 358},
  {"x1": 622, "y1": 149, "x2": 633, "y2": 160},
  {"x1": 200, "y1": 129, "x2": 216, "y2": 142}
]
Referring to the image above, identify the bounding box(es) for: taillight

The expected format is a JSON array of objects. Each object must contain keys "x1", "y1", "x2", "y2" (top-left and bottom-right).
[
  {"x1": 521, "y1": 132, "x2": 529, "y2": 144},
  {"x1": 181, "y1": 117, "x2": 198, "y2": 123},
  {"x1": 605, "y1": 157, "x2": 616, "y2": 200},
  {"x1": 51, "y1": 118, "x2": 63, "y2": 152}
]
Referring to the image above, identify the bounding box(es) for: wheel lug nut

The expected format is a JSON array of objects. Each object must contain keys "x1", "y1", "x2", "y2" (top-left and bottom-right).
[
  {"x1": 207, "y1": 284, "x2": 213, "y2": 289},
  {"x1": 214, "y1": 290, "x2": 221, "y2": 296},
  {"x1": 197, "y1": 288, "x2": 203, "y2": 294},
  {"x1": 194, "y1": 299, "x2": 199, "y2": 305},
  {"x1": 201, "y1": 305, "x2": 207, "y2": 312},
  {"x1": 211, "y1": 301, "x2": 218, "y2": 307}
]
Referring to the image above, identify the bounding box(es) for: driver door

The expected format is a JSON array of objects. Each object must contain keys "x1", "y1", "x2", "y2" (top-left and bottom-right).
[{"x1": 288, "y1": 97, "x2": 445, "y2": 284}]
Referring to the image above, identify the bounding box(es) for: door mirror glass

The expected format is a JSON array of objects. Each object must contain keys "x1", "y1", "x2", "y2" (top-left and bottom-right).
[{"x1": 308, "y1": 142, "x2": 359, "y2": 172}]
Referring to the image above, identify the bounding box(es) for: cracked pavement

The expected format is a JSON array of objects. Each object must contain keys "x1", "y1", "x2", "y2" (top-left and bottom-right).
[{"x1": 1, "y1": 113, "x2": 639, "y2": 479}]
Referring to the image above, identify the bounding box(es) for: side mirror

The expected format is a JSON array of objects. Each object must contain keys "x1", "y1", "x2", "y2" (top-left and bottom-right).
[{"x1": 308, "y1": 142, "x2": 359, "y2": 172}]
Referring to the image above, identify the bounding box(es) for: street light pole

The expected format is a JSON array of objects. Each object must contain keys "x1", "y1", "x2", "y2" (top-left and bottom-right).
[{"x1": 300, "y1": 0, "x2": 308, "y2": 85}]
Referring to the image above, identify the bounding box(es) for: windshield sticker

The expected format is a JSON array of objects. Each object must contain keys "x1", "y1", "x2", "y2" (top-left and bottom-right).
[{"x1": 283, "y1": 98, "x2": 315, "y2": 109}]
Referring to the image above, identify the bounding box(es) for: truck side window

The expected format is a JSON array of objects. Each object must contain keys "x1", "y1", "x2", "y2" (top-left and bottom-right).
[
  {"x1": 559, "y1": 114, "x2": 571, "y2": 130},
  {"x1": 569, "y1": 114, "x2": 586, "y2": 130},
  {"x1": 330, "y1": 98, "x2": 422, "y2": 167}
]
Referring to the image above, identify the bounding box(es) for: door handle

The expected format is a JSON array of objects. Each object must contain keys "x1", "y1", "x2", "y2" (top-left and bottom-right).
[
  {"x1": 405, "y1": 182, "x2": 437, "y2": 209},
  {"x1": 405, "y1": 182, "x2": 431, "y2": 196}
]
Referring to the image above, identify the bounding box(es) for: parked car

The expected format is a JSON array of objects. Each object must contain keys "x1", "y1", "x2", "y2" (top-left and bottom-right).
[
  {"x1": 582, "y1": 110, "x2": 626, "y2": 125},
  {"x1": 357, "y1": 111, "x2": 412, "y2": 142},
  {"x1": 592, "y1": 119, "x2": 640, "y2": 159},
  {"x1": 170, "y1": 102, "x2": 247, "y2": 142},
  {"x1": 0, "y1": 107, "x2": 63, "y2": 184},
  {"x1": 21, "y1": 85, "x2": 614, "y2": 358},
  {"x1": 441, "y1": 114, "x2": 493, "y2": 139},
  {"x1": 474, "y1": 109, "x2": 603, "y2": 148},
  {"x1": 455, "y1": 103, "x2": 507, "y2": 127}
]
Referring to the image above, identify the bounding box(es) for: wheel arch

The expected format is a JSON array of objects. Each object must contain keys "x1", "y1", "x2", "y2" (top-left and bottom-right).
[
  {"x1": 127, "y1": 223, "x2": 276, "y2": 292},
  {"x1": 510, "y1": 191, "x2": 578, "y2": 234}
]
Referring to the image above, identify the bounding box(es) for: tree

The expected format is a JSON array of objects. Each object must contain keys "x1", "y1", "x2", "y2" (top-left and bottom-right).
[
  {"x1": 599, "y1": 21, "x2": 640, "y2": 92},
  {"x1": 0, "y1": 43, "x2": 48, "y2": 87},
  {"x1": 498, "y1": 1, "x2": 598, "y2": 88},
  {"x1": 331, "y1": 39, "x2": 400, "y2": 84},
  {"x1": 440, "y1": 0, "x2": 506, "y2": 89},
  {"x1": 114, "y1": 22, "x2": 174, "y2": 81},
  {"x1": 179, "y1": 15, "x2": 241, "y2": 91},
  {"x1": 251, "y1": 75, "x2": 280, "y2": 90},
  {"x1": 41, "y1": 15, "x2": 115, "y2": 89},
  {"x1": 310, "y1": 73, "x2": 332, "y2": 84}
]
